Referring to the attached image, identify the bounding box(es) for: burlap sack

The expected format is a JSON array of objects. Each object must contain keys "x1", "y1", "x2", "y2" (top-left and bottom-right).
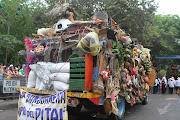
[
  {"x1": 104, "y1": 98, "x2": 112, "y2": 116},
  {"x1": 92, "y1": 75, "x2": 104, "y2": 95}
]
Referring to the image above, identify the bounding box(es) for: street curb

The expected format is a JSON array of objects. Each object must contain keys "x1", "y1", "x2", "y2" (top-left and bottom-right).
[{"x1": 0, "y1": 99, "x2": 18, "y2": 110}]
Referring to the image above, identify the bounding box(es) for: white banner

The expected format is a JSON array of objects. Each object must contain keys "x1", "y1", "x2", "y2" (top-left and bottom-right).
[{"x1": 17, "y1": 89, "x2": 68, "y2": 120}]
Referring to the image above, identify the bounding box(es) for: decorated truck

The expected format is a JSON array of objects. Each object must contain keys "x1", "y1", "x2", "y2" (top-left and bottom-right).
[{"x1": 17, "y1": 4, "x2": 156, "y2": 120}]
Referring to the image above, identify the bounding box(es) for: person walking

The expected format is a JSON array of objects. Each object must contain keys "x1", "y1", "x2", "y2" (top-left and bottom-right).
[
  {"x1": 168, "y1": 77, "x2": 175, "y2": 94},
  {"x1": 161, "y1": 76, "x2": 167, "y2": 94},
  {"x1": 175, "y1": 77, "x2": 180, "y2": 93},
  {"x1": 157, "y1": 78, "x2": 161, "y2": 93},
  {"x1": 153, "y1": 78, "x2": 159, "y2": 94}
]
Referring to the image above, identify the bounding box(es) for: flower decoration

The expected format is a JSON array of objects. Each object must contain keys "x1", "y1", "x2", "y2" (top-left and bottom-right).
[
  {"x1": 100, "y1": 69, "x2": 110, "y2": 81},
  {"x1": 30, "y1": 49, "x2": 35, "y2": 53}
]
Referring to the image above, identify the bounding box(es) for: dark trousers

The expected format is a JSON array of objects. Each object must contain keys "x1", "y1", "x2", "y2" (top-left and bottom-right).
[
  {"x1": 162, "y1": 85, "x2": 166, "y2": 94},
  {"x1": 169, "y1": 87, "x2": 173, "y2": 94},
  {"x1": 153, "y1": 86, "x2": 158, "y2": 94},
  {"x1": 157, "y1": 84, "x2": 160, "y2": 92}
]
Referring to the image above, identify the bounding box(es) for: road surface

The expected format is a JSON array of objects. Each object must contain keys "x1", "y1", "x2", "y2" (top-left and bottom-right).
[{"x1": 0, "y1": 93, "x2": 180, "y2": 120}]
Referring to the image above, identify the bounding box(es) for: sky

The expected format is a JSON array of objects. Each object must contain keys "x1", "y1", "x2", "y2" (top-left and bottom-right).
[{"x1": 155, "y1": 0, "x2": 180, "y2": 15}]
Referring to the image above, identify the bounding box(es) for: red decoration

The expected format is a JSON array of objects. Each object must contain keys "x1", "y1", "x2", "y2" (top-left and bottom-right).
[
  {"x1": 131, "y1": 67, "x2": 136, "y2": 76},
  {"x1": 100, "y1": 69, "x2": 110, "y2": 81}
]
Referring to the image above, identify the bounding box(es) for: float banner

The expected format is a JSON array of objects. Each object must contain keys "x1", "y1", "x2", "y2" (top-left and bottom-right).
[{"x1": 17, "y1": 89, "x2": 68, "y2": 120}]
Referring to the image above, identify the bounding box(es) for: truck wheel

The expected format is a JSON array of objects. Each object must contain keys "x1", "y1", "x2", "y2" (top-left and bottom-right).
[
  {"x1": 109, "y1": 96, "x2": 125, "y2": 120},
  {"x1": 68, "y1": 104, "x2": 82, "y2": 120},
  {"x1": 142, "y1": 93, "x2": 149, "y2": 105}
]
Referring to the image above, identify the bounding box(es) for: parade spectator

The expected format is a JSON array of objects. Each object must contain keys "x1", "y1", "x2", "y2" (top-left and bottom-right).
[
  {"x1": 0, "y1": 63, "x2": 4, "y2": 79},
  {"x1": 7, "y1": 64, "x2": 11, "y2": 70},
  {"x1": 161, "y1": 76, "x2": 167, "y2": 94},
  {"x1": 153, "y1": 78, "x2": 159, "y2": 94},
  {"x1": 168, "y1": 77, "x2": 175, "y2": 94},
  {"x1": 175, "y1": 77, "x2": 180, "y2": 93},
  {"x1": 19, "y1": 64, "x2": 25, "y2": 77},
  {"x1": 3, "y1": 66, "x2": 11, "y2": 76},
  {"x1": 17, "y1": 65, "x2": 21, "y2": 71},
  {"x1": 15, "y1": 67, "x2": 19, "y2": 76},
  {"x1": 10, "y1": 66, "x2": 16, "y2": 76}
]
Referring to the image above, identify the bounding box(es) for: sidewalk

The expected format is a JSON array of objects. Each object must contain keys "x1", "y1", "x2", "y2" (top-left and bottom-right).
[{"x1": 0, "y1": 99, "x2": 18, "y2": 110}]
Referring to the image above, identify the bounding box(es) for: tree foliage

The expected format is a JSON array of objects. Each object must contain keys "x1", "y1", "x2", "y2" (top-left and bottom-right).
[
  {"x1": 0, "y1": 0, "x2": 179, "y2": 69},
  {"x1": 0, "y1": 0, "x2": 48, "y2": 65},
  {"x1": 142, "y1": 15, "x2": 180, "y2": 70}
]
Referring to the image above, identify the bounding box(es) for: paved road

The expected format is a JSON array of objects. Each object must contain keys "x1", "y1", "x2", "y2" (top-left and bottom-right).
[
  {"x1": 0, "y1": 93, "x2": 180, "y2": 120},
  {"x1": 123, "y1": 93, "x2": 180, "y2": 120}
]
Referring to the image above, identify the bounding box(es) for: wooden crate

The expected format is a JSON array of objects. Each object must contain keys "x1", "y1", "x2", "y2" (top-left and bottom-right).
[{"x1": 69, "y1": 54, "x2": 93, "y2": 91}]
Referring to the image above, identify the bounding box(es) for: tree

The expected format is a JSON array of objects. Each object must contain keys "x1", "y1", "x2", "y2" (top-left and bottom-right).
[
  {"x1": 0, "y1": 0, "x2": 49, "y2": 65},
  {"x1": 142, "y1": 14, "x2": 180, "y2": 70}
]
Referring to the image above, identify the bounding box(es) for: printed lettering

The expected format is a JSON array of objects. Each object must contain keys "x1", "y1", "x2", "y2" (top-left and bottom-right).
[
  {"x1": 51, "y1": 109, "x2": 58, "y2": 120},
  {"x1": 45, "y1": 108, "x2": 51, "y2": 119},
  {"x1": 35, "y1": 108, "x2": 41, "y2": 119}
]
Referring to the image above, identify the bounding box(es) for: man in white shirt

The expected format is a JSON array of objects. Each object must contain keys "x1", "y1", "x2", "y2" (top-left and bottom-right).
[
  {"x1": 153, "y1": 78, "x2": 159, "y2": 94},
  {"x1": 157, "y1": 78, "x2": 161, "y2": 93},
  {"x1": 168, "y1": 77, "x2": 175, "y2": 94},
  {"x1": 161, "y1": 76, "x2": 167, "y2": 94},
  {"x1": 175, "y1": 77, "x2": 180, "y2": 93}
]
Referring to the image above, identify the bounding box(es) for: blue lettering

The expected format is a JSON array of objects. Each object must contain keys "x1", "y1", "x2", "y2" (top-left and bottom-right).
[
  {"x1": 18, "y1": 107, "x2": 24, "y2": 116},
  {"x1": 30, "y1": 111, "x2": 34, "y2": 118},
  {"x1": 27, "y1": 111, "x2": 30, "y2": 117},
  {"x1": 51, "y1": 109, "x2": 58, "y2": 120},
  {"x1": 59, "y1": 109, "x2": 63, "y2": 119},
  {"x1": 41, "y1": 108, "x2": 43, "y2": 119},
  {"x1": 23, "y1": 107, "x2": 26, "y2": 115},
  {"x1": 35, "y1": 108, "x2": 41, "y2": 119},
  {"x1": 45, "y1": 98, "x2": 49, "y2": 104},
  {"x1": 45, "y1": 108, "x2": 51, "y2": 119},
  {"x1": 33, "y1": 96, "x2": 39, "y2": 102}
]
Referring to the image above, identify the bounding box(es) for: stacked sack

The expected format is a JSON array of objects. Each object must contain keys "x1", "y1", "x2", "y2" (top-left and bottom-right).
[
  {"x1": 27, "y1": 62, "x2": 53, "y2": 90},
  {"x1": 27, "y1": 62, "x2": 70, "y2": 91},
  {"x1": 50, "y1": 62, "x2": 70, "y2": 91}
]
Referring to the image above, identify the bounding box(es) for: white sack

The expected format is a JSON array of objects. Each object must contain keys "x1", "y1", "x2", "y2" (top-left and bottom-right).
[
  {"x1": 50, "y1": 62, "x2": 70, "y2": 73},
  {"x1": 53, "y1": 81, "x2": 69, "y2": 91},
  {"x1": 36, "y1": 62, "x2": 51, "y2": 85},
  {"x1": 39, "y1": 81, "x2": 47, "y2": 90},
  {"x1": 35, "y1": 77, "x2": 41, "y2": 89},
  {"x1": 27, "y1": 70, "x2": 36, "y2": 88},
  {"x1": 50, "y1": 73, "x2": 70, "y2": 84},
  {"x1": 29, "y1": 64, "x2": 37, "y2": 71}
]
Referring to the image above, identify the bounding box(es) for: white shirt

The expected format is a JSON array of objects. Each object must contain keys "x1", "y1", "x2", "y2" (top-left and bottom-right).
[
  {"x1": 154, "y1": 79, "x2": 159, "y2": 86},
  {"x1": 168, "y1": 80, "x2": 175, "y2": 88},
  {"x1": 158, "y1": 78, "x2": 161, "y2": 84},
  {"x1": 176, "y1": 80, "x2": 180, "y2": 87},
  {"x1": 162, "y1": 77, "x2": 167, "y2": 85}
]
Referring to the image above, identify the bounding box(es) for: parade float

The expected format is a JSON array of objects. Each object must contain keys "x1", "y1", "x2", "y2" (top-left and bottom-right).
[{"x1": 16, "y1": 3, "x2": 156, "y2": 120}]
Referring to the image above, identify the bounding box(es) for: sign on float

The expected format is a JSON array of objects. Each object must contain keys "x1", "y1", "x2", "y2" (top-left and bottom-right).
[{"x1": 17, "y1": 89, "x2": 68, "y2": 120}]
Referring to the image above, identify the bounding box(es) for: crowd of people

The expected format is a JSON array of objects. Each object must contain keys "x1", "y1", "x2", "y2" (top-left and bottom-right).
[
  {"x1": 153, "y1": 76, "x2": 180, "y2": 94},
  {"x1": 0, "y1": 63, "x2": 25, "y2": 78}
]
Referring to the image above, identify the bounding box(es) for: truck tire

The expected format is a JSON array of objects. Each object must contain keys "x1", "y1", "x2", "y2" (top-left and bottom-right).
[
  {"x1": 142, "y1": 93, "x2": 149, "y2": 105},
  {"x1": 109, "y1": 96, "x2": 125, "y2": 120},
  {"x1": 68, "y1": 104, "x2": 82, "y2": 120}
]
